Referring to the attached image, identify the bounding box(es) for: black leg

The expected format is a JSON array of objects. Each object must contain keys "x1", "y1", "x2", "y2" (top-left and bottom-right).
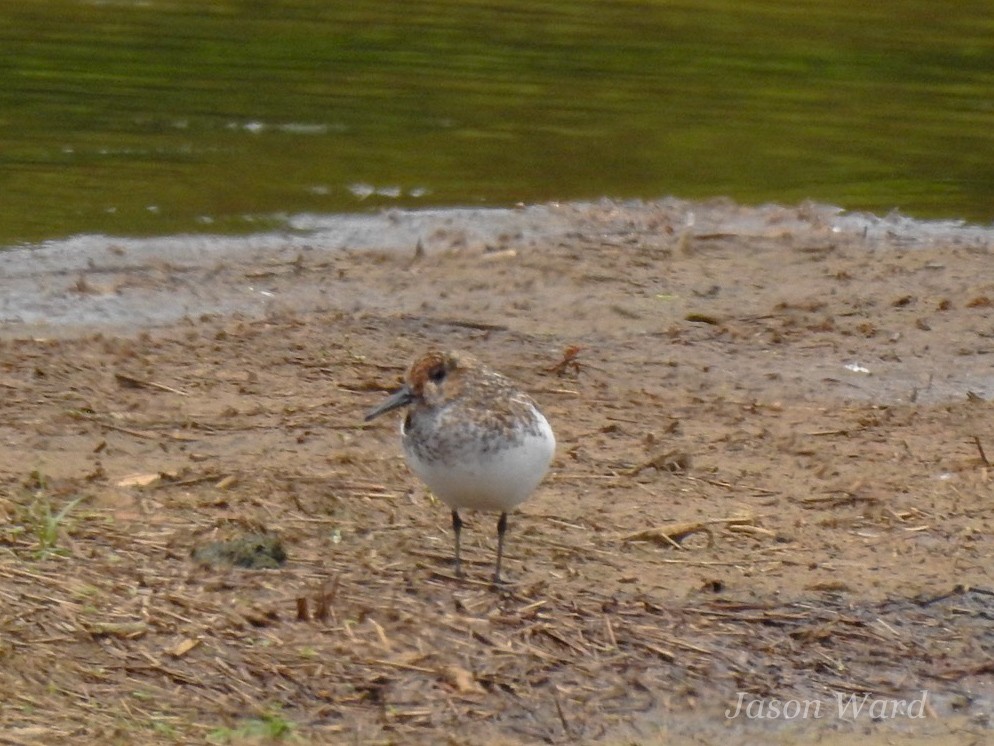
[
  {"x1": 451, "y1": 509, "x2": 463, "y2": 577},
  {"x1": 493, "y1": 512, "x2": 508, "y2": 584}
]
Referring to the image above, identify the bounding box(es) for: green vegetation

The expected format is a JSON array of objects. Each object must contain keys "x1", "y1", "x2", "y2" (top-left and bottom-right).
[
  {"x1": 208, "y1": 708, "x2": 296, "y2": 743},
  {"x1": 10, "y1": 472, "x2": 88, "y2": 559}
]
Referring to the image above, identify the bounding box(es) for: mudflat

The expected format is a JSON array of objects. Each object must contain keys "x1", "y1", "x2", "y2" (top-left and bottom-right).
[{"x1": 2, "y1": 199, "x2": 992, "y2": 744}]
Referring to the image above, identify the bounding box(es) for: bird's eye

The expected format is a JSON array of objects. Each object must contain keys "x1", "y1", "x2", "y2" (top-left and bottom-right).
[{"x1": 428, "y1": 365, "x2": 446, "y2": 383}]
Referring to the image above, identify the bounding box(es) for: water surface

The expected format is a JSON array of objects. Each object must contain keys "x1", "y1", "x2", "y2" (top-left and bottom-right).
[{"x1": 2, "y1": 0, "x2": 993, "y2": 246}]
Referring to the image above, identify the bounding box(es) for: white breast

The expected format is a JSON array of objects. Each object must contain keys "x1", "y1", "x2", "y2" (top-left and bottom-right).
[{"x1": 404, "y1": 412, "x2": 555, "y2": 513}]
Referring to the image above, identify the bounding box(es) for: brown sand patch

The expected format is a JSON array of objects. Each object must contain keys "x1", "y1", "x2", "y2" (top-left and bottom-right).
[{"x1": 1, "y1": 201, "x2": 992, "y2": 743}]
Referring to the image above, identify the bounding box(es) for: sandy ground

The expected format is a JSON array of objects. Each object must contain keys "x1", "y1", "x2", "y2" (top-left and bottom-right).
[{"x1": 1, "y1": 199, "x2": 993, "y2": 744}]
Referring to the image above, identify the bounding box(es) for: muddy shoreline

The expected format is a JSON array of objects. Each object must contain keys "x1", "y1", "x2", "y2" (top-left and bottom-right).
[{"x1": 2, "y1": 199, "x2": 993, "y2": 743}]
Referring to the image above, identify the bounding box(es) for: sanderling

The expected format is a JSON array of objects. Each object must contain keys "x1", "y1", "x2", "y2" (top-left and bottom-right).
[{"x1": 365, "y1": 350, "x2": 556, "y2": 583}]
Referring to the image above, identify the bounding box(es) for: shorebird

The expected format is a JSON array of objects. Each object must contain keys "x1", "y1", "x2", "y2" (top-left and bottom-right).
[{"x1": 365, "y1": 350, "x2": 555, "y2": 583}]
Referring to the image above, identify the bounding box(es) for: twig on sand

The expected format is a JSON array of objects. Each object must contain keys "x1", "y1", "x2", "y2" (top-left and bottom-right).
[
  {"x1": 114, "y1": 372, "x2": 189, "y2": 396},
  {"x1": 973, "y1": 435, "x2": 990, "y2": 467},
  {"x1": 622, "y1": 516, "x2": 760, "y2": 549},
  {"x1": 73, "y1": 412, "x2": 159, "y2": 440},
  {"x1": 554, "y1": 689, "x2": 573, "y2": 738}
]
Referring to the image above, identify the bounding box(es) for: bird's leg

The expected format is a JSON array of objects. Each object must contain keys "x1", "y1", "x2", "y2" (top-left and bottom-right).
[
  {"x1": 451, "y1": 509, "x2": 463, "y2": 577},
  {"x1": 493, "y1": 512, "x2": 508, "y2": 584}
]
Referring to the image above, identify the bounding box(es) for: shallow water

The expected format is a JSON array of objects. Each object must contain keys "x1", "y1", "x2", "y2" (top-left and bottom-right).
[{"x1": 2, "y1": 1, "x2": 994, "y2": 247}]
